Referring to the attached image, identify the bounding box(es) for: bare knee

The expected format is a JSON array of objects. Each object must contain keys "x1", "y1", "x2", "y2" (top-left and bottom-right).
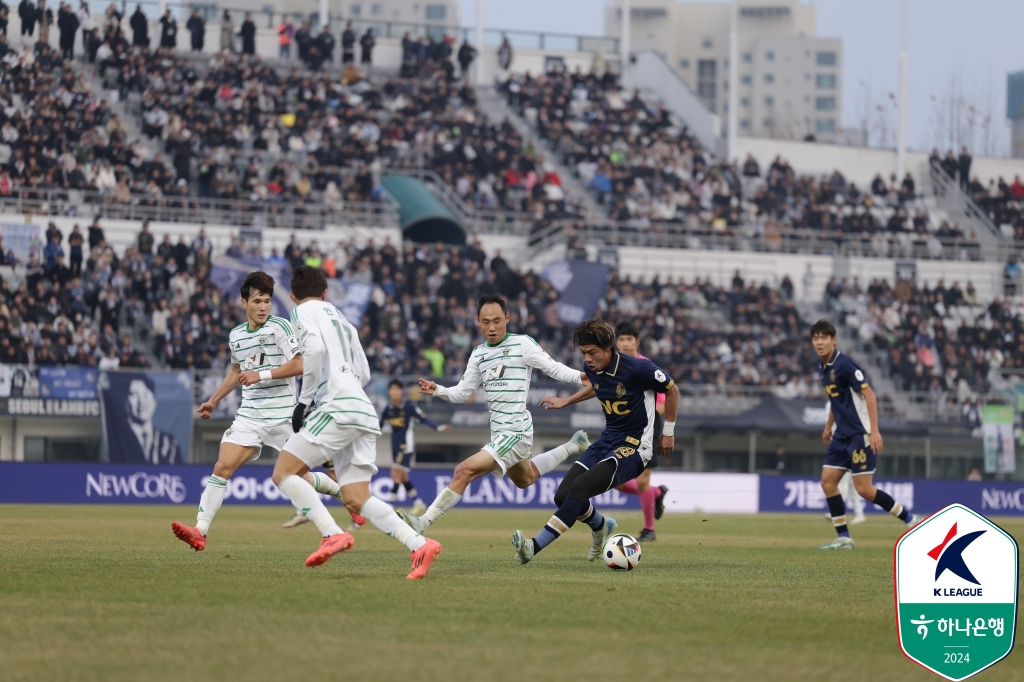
[
  {"x1": 508, "y1": 463, "x2": 538, "y2": 489},
  {"x1": 212, "y1": 460, "x2": 235, "y2": 479},
  {"x1": 854, "y1": 480, "x2": 876, "y2": 500}
]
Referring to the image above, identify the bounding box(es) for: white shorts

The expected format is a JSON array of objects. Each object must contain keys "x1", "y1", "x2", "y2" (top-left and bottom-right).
[
  {"x1": 283, "y1": 419, "x2": 379, "y2": 487},
  {"x1": 482, "y1": 432, "x2": 533, "y2": 478},
  {"x1": 221, "y1": 418, "x2": 293, "y2": 460}
]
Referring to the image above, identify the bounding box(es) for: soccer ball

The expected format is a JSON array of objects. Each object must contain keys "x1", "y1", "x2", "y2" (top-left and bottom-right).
[{"x1": 603, "y1": 533, "x2": 642, "y2": 570}]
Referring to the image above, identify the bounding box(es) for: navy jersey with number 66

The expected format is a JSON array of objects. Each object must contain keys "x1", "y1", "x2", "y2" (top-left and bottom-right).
[{"x1": 584, "y1": 352, "x2": 675, "y2": 451}]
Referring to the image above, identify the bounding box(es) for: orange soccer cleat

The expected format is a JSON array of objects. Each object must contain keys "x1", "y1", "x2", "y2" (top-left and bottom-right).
[
  {"x1": 304, "y1": 532, "x2": 356, "y2": 567},
  {"x1": 406, "y1": 538, "x2": 442, "y2": 580},
  {"x1": 349, "y1": 510, "x2": 366, "y2": 527},
  {"x1": 171, "y1": 522, "x2": 207, "y2": 552}
]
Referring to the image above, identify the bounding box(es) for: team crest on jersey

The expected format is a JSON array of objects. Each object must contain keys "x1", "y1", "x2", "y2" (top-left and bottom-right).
[
  {"x1": 614, "y1": 446, "x2": 636, "y2": 457},
  {"x1": 830, "y1": 370, "x2": 836, "y2": 381},
  {"x1": 502, "y1": 347, "x2": 510, "y2": 356},
  {"x1": 616, "y1": 382, "x2": 626, "y2": 398},
  {"x1": 259, "y1": 336, "x2": 269, "y2": 345}
]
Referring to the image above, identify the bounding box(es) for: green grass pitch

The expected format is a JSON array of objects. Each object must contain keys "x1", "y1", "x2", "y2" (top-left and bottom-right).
[{"x1": 1, "y1": 505, "x2": 1021, "y2": 682}]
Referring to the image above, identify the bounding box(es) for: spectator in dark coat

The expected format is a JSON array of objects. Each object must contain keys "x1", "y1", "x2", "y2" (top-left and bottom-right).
[
  {"x1": 58, "y1": 2, "x2": 79, "y2": 59},
  {"x1": 294, "y1": 20, "x2": 311, "y2": 65},
  {"x1": 314, "y1": 26, "x2": 333, "y2": 68},
  {"x1": 129, "y1": 4, "x2": 147, "y2": 47},
  {"x1": 457, "y1": 39, "x2": 476, "y2": 80},
  {"x1": 158, "y1": 9, "x2": 176, "y2": 48},
  {"x1": 958, "y1": 146, "x2": 972, "y2": 191},
  {"x1": 185, "y1": 9, "x2": 203, "y2": 51},
  {"x1": 19, "y1": 0, "x2": 36, "y2": 37},
  {"x1": 341, "y1": 21, "x2": 354, "y2": 63},
  {"x1": 239, "y1": 12, "x2": 254, "y2": 55},
  {"x1": 359, "y1": 27, "x2": 374, "y2": 65}
]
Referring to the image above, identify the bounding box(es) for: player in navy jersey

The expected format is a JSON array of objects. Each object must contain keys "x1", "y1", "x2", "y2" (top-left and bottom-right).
[
  {"x1": 379, "y1": 379, "x2": 452, "y2": 514},
  {"x1": 811, "y1": 320, "x2": 922, "y2": 550},
  {"x1": 513, "y1": 318, "x2": 679, "y2": 564}
]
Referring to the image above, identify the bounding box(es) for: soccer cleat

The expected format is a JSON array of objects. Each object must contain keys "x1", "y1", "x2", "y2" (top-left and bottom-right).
[
  {"x1": 511, "y1": 530, "x2": 535, "y2": 565},
  {"x1": 637, "y1": 529, "x2": 657, "y2": 542},
  {"x1": 907, "y1": 513, "x2": 924, "y2": 528},
  {"x1": 349, "y1": 510, "x2": 366, "y2": 527},
  {"x1": 818, "y1": 537, "x2": 855, "y2": 550},
  {"x1": 570, "y1": 429, "x2": 591, "y2": 454},
  {"x1": 849, "y1": 513, "x2": 867, "y2": 525},
  {"x1": 282, "y1": 512, "x2": 309, "y2": 529},
  {"x1": 396, "y1": 509, "x2": 428, "y2": 534},
  {"x1": 171, "y1": 522, "x2": 206, "y2": 551},
  {"x1": 407, "y1": 538, "x2": 442, "y2": 579},
  {"x1": 654, "y1": 485, "x2": 668, "y2": 520},
  {"x1": 304, "y1": 532, "x2": 355, "y2": 567},
  {"x1": 588, "y1": 516, "x2": 617, "y2": 561},
  {"x1": 410, "y1": 498, "x2": 427, "y2": 516}
]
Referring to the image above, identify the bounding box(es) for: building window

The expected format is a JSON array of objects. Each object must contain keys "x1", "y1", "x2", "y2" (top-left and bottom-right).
[
  {"x1": 816, "y1": 118, "x2": 836, "y2": 133},
  {"x1": 350, "y1": 3, "x2": 361, "y2": 15},
  {"x1": 702, "y1": 38, "x2": 713, "y2": 49},
  {"x1": 741, "y1": 75, "x2": 752, "y2": 85},
  {"x1": 679, "y1": 59, "x2": 690, "y2": 69},
  {"x1": 817, "y1": 51, "x2": 837, "y2": 66},
  {"x1": 425, "y1": 4, "x2": 446, "y2": 20},
  {"x1": 765, "y1": 50, "x2": 775, "y2": 61},
  {"x1": 816, "y1": 74, "x2": 836, "y2": 89},
  {"x1": 762, "y1": 118, "x2": 772, "y2": 128},
  {"x1": 816, "y1": 96, "x2": 836, "y2": 111},
  {"x1": 764, "y1": 96, "x2": 774, "y2": 106},
  {"x1": 740, "y1": 97, "x2": 750, "y2": 107},
  {"x1": 697, "y1": 59, "x2": 717, "y2": 112},
  {"x1": 371, "y1": 3, "x2": 383, "y2": 14},
  {"x1": 740, "y1": 119, "x2": 750, "y2": 129},
  {"x1": 742, "y1": 52, "x2": 752, "y2": 62},
  {"x1": 764, "y1": 73, "x2": 774, "y2": 84}
]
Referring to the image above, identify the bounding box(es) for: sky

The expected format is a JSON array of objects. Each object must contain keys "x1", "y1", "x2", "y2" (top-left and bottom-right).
[{"x1": 457, "y1": 0, "x2": 1024, "y2": 156}]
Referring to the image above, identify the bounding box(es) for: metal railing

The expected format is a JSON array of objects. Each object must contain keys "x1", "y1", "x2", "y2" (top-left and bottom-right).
[
  {"x1": 0, "y1": 187, "x2": 398, "y2": 230},
  {"x1": 929, "y1": 161, "x2": 1001, "y2": 239}
]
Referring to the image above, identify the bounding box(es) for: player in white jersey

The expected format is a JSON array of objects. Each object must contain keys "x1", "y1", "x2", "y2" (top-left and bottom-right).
[
  {"x1": 269, "y1": 266, "x2": 441, "y2": 579},
  {"x1": 397, "y1": 294, "x2": 591, "y2": 535},
  {"x1": 172, "y1": 271, "x2": 352, "y2": 551}
]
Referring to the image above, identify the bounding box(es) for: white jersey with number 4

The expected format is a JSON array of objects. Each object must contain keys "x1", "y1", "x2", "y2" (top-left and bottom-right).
[
  {"x1": 229, "y1": 315, "x2": 301, "y2": 425},
  {"x1": 433, "y1": 333, "x2": 582, "y2": 437},
  {"x1": 291, "y1": 300, "x2": 380, "y2": 435}
]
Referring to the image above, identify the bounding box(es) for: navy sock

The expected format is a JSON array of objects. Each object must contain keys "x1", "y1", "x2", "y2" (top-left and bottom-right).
[
  {"x1": 533, "y1": 524, "x2": 559, "y2": 552},
  {"x1": 534, "y1": 495, "x2": 589, "y2": 554},
  {"x1": 403, "y1": 481, "x2": 417, "y2": 499},
  {"x1": 873, "y1": 489, "x2": 911, "y2": 522},
  {"x1": 579, "y1": 502, "x2": 605, "y2": 531},
  {"x1": 392, "y1": 481, "x2": 401, "y2": 495},
  {"x1": 826, "y1": 494, "x2": 850, "y2": 538}
]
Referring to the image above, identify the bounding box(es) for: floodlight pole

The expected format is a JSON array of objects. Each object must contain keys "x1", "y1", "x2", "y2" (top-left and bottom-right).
[
  {"x1": 319, "y1": 0, "x2": 328, "y2": 31},
  {"x1": 896, "y1": 0, "x2": 908, "y2": 180},
  {"x1": 728, "y1": 0, "x2": 738, "y2": 163},
  {"x1": 620, "y1": 0, "x2": 631, "y2": 90},
  {"x1": 475, "y1": 0, "x2": 484, "y2": 86}
]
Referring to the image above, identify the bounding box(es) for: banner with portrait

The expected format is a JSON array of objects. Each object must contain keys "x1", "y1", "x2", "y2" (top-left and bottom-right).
[
  {"x1": 982, "y1": 405, "x2": 1016, "y2": 474},
  {"x1": 99, "y1": 371, "x2": 194, "y2": 465}
]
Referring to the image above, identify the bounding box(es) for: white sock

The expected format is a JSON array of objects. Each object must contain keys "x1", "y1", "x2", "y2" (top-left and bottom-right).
[
  {"x1": 306, "y1": 471, "x2": 341, "y2": 497},
  {"x1": 421, "y1": 487, "x2": 462, "y2": 526},
  {"x1": 360, "y1": 496, "x2": 426, "y2": 551},
  {"x1": 531, "y1": 442, "x2": 577, "y2": 476},
  {"x1": 196, "y1": 474, "x2": 228, "y2": 535},
  {"x1": 277, "y1": 475, "x2": 343, "y2": 537}
]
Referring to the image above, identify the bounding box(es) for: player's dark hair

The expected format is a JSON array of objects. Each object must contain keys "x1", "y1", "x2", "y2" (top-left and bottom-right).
[
  {"x1": 290, "y1": 265, "x2": 327, "y2": 300},
  {"x1": 574, "y1": 317, "x2": 615, "y2": 349},
  {"x1": 388, "y1": 379, "x2": 403, "y2": 390},
  {"x1": 240, "y1": 271, "x2": 275, "y2": 300},
  {"x1": 810, "y1": 319, "x2": 837, "y2": 338},
  {"x1": 477, "y1": 293, "x2": 507, "y2": 317},
  {"x1": 615, "y1": 321, "x2": 640, "y2": 339}
]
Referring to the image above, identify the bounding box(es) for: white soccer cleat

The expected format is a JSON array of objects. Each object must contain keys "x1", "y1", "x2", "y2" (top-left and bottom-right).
[
  {"x1": 849, "y1": 513, "x2": 867, "y2": 525},
  {"x1": 588, "y1": 516, "x2": 617, "y2": 561},
  {"x1": 283, "y1": 512, "x2": 309, "y2": 529},
  {"x1": 819, "y1": 536, "x2": 855, "y2": 550},
  {"x1": 410, "y1": 499, "x2": 427, "y2": 516},
  {"x1": 511, "y1": 530, "x2": 535, "y2": 565},
  {"x1": 907, "y1": 513, "x2": 925, "y2": 528},
  {"x1": 570, "y1": 429, "x2": 591, "y2": 454},
  {"x1": 396, "y1": 508, "x2": 428, "y2": 534}
]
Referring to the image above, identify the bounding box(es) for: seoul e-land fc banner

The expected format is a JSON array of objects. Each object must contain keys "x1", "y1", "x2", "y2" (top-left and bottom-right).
[
  {"x1": 99, "y1": 371, "x2": 194, "y2": 465},
  {"x1": 895, "y1": 504, "x2": 1018, "y2": 681}
]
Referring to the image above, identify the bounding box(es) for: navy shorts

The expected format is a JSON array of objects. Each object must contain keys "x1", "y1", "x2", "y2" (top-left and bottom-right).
[
  {"x1": 392, "y1": 445, "x2": 413, "y2": 469},
  {"x1": 824, "y1": 434, "x2": 876, "y2": 475},
  {"x1": 577, "y1": 431, "x2": 650, "y2": 488}
]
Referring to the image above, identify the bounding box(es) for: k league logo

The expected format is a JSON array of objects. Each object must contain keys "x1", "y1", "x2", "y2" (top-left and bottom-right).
[{"x1": 895, "y1": 504, "x2": 1019, "y2": 681}]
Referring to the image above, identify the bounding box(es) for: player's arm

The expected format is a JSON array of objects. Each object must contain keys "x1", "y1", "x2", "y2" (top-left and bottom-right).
[
  {"x1": 292, "y1": 318, "x2": 325, "y2": 431},
  {"x1": 660, "y1": 382, "x2": 679, "y2": 456},
  {"x1": 350, "y1": 322, "x2": 372, "y2": 387},
  {"x1": 421, "y1": 357, "x2": 480, "y2": 404},
  {"x1": 197, "y1": 363, "x2": 241, "y2": 419},
  {"x1": 539, "y1": 376, "x2": 595, "y2": 410},
  {"x1": 522, "y1": 339, "x2": 584, "y2": 386},
  {"x1": 412, "y1": 402, "x2": 451, "y2": 432},
  {"x1": 822, "y1": 405, "x2": 834, "y2": 446},
  {"x1": 862, "y1": 385, "x2": 883, "y2": 454},
  {"x1": 241, "y1": 321, "x2": 303, "y2": 386}
]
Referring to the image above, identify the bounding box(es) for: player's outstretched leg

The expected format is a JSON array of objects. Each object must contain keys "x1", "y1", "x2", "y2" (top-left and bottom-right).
[
  {"x1": 529, "y1": 430, "x2": 590, "y2": 476},
  {"x1": 272, "y1": 451, "x2": 355, "y2": 566},
  {"x1": 398, "y1": 449, "x2": 499, "y2": 532},
  {"x1": 513, "y1": 459, "x2": 617, "y2": 564},
  {"x1": 853, "y1": 475, "x2": 922, "y2": 528},
  {"x1": 342, "y1": 482, "x2": 441, "y2": 579},
  {"x1": 172, "y1": 443, "x2": 257, "y2": 550}
]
